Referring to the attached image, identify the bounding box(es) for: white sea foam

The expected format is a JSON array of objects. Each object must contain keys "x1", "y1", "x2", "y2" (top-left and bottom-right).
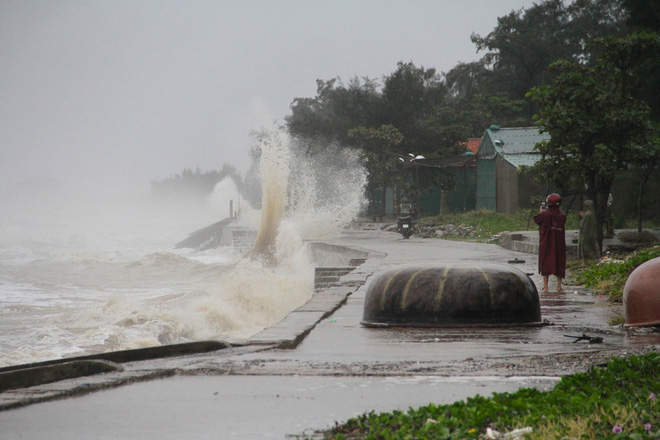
[
  {"x1": 0, "y1": 126, "x2": 366, "y2": 367},
  {"x1": 207, "y1": 176, "x2": 244, "y2": 220}
]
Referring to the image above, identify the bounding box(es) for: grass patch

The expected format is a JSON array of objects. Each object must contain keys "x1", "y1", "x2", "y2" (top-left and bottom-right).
[
  {"x1": 573, "y1": 247, "x2": 660, "y2": 302},
  {"x1": 306, "y1": 353, "x2": 660, "y2": 440},
  {"x1": 421, "y1": 209, "x2": 580, "y2": 241}
]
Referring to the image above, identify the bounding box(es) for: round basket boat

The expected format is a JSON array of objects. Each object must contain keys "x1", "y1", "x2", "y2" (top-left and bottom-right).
[
  {"x1": 361, "y1": 263, "x2": 544, "y2": 327},
  {"x1": 624, "y1": 257, "x2": 660, "y2": 327}
]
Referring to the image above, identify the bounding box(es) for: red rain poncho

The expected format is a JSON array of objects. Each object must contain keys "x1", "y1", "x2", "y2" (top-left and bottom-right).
[{"x1": 534, "y1": 206, "x2": 566, "y2": 277}]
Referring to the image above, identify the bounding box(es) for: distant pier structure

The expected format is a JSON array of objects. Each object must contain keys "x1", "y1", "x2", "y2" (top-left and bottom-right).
[
  {"x1": 175, "y1": 217, "x2": 257, "y2": 253},
  {"x1": 175, "y1": 199, "x2": 257, "y2": 252}
]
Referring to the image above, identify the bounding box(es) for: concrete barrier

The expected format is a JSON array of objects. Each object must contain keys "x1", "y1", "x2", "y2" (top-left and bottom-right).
[
  {"x1": 0, "y1": 341, "x2": 231, "y2": 391},
  {"x1": 499, "y1": 231, "x2": 579, "y2": 258},
  {"x1": 0, "y1": 360, "x2": 121, "y2": 392},
  {"x1": 307, "y1": 241, "x2": 370, "y2": 267}
]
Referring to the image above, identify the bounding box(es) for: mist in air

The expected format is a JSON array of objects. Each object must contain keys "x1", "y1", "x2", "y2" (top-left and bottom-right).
[
  {"x1": 1, "y1": 1, "x2": 538, "y2": 200},
  {"x1": 0, "y1": 0, "x2": 538, "y2": 366}
]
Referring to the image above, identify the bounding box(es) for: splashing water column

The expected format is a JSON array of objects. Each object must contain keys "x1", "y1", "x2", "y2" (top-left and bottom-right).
[{"x1": 249, "y1": 130, "x2": 290, "y2": 263}]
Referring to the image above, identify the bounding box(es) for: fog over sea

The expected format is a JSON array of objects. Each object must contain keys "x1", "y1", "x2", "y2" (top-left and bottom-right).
[{"x1": 0, "y1": 128, "x2": 366, "y2": 367}]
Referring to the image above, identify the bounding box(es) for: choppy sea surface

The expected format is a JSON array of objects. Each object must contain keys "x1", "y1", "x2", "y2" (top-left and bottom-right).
[{"x1": 0, "y1": 198, "x2": 315, "y2": 368}]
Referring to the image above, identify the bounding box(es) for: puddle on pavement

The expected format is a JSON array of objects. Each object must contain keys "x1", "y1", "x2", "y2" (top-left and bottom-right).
[{"x1": 361, "y1": 287, "x2": 660, "y2": 348}]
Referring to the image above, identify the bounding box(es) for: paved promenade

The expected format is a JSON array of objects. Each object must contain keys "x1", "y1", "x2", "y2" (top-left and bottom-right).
[{"x1": 1, "y1": 228, "x2": 658, "y2": 439}]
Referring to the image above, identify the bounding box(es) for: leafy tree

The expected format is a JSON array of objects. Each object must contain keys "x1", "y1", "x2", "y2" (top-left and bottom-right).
[
  {"x1": 281, "y1": 1, "x2": 655, "y2": 222},
  {"x1": 471, "y1": 0, "x2": 575, "y2": 116},
  {"x1": 444, "y1": 60, "x2": 493, "y2": 99},
  {"x1": 471, "y1": 0, "x2": 629, "y2": 118},
  {"x1": 623, "y1": 0, "x2": 660, "y2": 34},
  {"x1": 442, "y1": 61, "x2": 528, "y2": 142},
  {"x1": 438, "y1": 92, "x2": 527, "y2": 139},
  {"x1": 528, "y1": 32, "x2": 660, "y2": 253},
  {"x1": 381, "y1": 62, "x2": 449, "y2": 157},
  {"x1": 286, "y1": 63, "x2": 461, "y2": 213},
  {"x1": 622, "y1": 0, "x2": 660, "y2": 119},
  {"x1": 348, "y1": 125, "x2": 403, "y2": 220},
  {"x1": 286, "y1": 77, "x2": 382, "y2": 148},
  {"x1": 632, "y1": 131, "x2": 660, "y2": 233},
  {"x1": 594, "y1": 32, "x2": 660, "y2": 233},
  {"x1": 565, "y1": 0, "x2": 628, "y2": 60}
]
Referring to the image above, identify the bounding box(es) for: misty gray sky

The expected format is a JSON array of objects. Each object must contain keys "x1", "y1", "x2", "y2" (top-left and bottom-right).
[{"x1": 1, "y1": 0, "x2": 538, "y2": 196}]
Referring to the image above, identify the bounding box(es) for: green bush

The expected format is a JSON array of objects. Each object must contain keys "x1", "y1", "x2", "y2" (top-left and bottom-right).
[
  {"x1": 574, "y1": 247, "x2": 660, "y2": 302},
  {"x1": 312, "y1": 354, "x2": 660, "y2": 440}
]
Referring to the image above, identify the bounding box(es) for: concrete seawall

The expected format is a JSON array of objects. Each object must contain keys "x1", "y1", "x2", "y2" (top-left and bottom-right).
[
  {"x1": 499, "y1": 230, "x2": 580, "y2": 258},
  {"x1": 498, "y1": 231, "x2": 540, "y2": 254},
  {"x1": 307, "y1": 241, "x2": 371, "y2": 267},
  {"x1": 499, "y1": 229, "x2": 659, "y2": 258},
  {"x1": 248, "y1": 241, "x2": 378, "y2": 348}
]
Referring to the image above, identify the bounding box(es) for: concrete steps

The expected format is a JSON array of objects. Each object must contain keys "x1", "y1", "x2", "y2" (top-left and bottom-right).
[{"x1": 314, "y1": 266, "x2": 356, "y2": 291}]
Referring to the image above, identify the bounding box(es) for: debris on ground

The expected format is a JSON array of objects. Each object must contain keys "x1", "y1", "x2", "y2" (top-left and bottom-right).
[{"x1": 564, "y1": 333, "x2": 604, "y2": 344}]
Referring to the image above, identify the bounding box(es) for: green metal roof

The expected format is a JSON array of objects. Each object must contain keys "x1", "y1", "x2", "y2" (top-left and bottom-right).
[{"x1": 478, "y1": 126, "x2": 549, "y2": 169}]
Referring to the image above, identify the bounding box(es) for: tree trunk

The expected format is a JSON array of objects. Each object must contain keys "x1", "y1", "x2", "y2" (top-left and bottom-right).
[
  {"x1": 380, "y1": 185, "x2": 387, "y2": 221},
  {"x1": 586, "y1": 174, "x2": 609, "y2": 258},
  {"x1": 637, "y1": 165, "x2": 654, "y2": 234},
  {"x1": 368, "y1": 186, "x2": 377, "y2": 222},
  {"x1": 596, "y1": 184, "x2": 613, "y2": 257}
]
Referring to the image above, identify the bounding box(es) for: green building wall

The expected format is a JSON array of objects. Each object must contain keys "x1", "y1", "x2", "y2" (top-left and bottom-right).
[{"x1": 476, "y1": 159, "x2": 496, "y2": 210}]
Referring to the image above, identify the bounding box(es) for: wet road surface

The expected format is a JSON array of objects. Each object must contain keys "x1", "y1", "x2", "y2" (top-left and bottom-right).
[{"x1": 0, "y1": 375, "x2": 560, "y2": 440}]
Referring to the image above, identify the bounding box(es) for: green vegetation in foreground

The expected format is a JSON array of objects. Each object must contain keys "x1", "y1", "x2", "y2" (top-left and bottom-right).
[
  {"x1": 309, "y1": 354, "x2": 660, "y2": 440},
  {"x1": 572, "y1": 247, "x2": 660, "y2": 302},
  {"x1": 421, "y1": 209, "x2": 580, "y2": 242}
]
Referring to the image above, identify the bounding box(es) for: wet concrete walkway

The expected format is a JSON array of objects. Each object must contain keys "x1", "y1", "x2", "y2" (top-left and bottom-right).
[{"x1": 1, "y1": 228, "x2": 659, "y2": 439}]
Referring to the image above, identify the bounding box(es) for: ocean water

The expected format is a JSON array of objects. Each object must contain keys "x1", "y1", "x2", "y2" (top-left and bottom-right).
[
  {"x1": 0, "y1": 203, "x2": 310, "y2": 367},
  {"x1": 0, "y1": 128, "x2": 367, "y2": 367}
]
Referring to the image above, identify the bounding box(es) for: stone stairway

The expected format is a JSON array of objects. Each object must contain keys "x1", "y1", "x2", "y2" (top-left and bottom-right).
[{"x1": 314, "y1": 266, "x2": 356, "y2": 292}]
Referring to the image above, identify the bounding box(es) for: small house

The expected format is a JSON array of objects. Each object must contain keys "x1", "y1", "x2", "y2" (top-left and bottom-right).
[{"x1": 476, "y1": 126, "x2": 547, "y2": 213}]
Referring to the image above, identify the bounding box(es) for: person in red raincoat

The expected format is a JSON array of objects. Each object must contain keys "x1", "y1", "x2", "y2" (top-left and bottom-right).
[{"x1": 533, "y1": 193, "x2": 566, "y2": 292}]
